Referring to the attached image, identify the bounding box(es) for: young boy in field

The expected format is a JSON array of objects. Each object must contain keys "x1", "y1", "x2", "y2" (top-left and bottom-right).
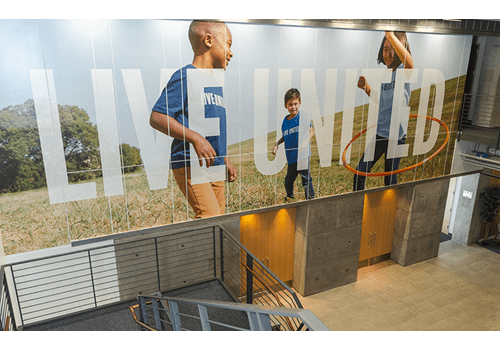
[
  {"x1": 150, "y1": 20, "x2": 237, "y2": 219},
  {"x1": 272, "y1": 88, "x2": 315, "y2": 200}
]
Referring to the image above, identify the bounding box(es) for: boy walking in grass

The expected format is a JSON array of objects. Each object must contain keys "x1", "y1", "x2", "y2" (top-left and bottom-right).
[
  {"x1": 150, "y1": 21, "x2": 237, "y2": 219},
  {"x1": 272, "y1": 88, "x2": 315, "y2": 200}
]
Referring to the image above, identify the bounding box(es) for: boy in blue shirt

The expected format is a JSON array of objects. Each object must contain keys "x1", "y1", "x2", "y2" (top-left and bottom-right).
[
  {"x1": 150, "y1": 21, "x2": 237, "y2": 218},
  {"x1": 273, "y1": 88, "x2": 315, "y2": 200}
]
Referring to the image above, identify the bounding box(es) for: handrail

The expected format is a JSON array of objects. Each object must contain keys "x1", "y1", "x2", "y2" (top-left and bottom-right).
[
  {"x1": 220, "y1": 229, "x2": 303, "y2": 309},
  {"x1": 240, "y1": 262, "x2": 295, "y2": 331},
  {"x1": 129, "y1": 303, "x2": 158, "y2": 331},
  {"x1": 136, "y1": 294, "x2": 329, "y2": 331}
]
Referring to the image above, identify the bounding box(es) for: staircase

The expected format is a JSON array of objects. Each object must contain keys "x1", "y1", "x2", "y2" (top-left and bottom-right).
[{"x1": 1, "y1": 225, "x2": 328, "y2": 331}]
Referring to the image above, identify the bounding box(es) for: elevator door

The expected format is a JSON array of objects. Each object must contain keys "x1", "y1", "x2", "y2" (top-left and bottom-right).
[
  {"x1": 240, "y1": 208, "x2": 296, "y2": 283},
  {"x1": 359, "y1": 189, "x2": 399, "y2": 262}
]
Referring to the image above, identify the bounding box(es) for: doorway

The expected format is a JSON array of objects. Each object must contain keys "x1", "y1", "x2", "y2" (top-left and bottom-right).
[{"x1": 359, "y1": 189, "x2": 399, "y2": 267}]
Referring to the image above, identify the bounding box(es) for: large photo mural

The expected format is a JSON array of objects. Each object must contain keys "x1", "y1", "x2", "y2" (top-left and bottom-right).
[{"x1": 0, "y1": 19, "x2": 472, "y2": 254}]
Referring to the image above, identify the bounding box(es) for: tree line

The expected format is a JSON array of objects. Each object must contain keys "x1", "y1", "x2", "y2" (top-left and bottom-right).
[{"x1": 0, "y1": 99, "x2": 142, "y2": 193}]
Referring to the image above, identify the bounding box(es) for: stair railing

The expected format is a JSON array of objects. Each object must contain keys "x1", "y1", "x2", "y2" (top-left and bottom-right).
[
  {"x1": 1, "y1": 224, "x2": 305, "y2": 330},
  {"x1": 218, "y1": 227, "x2": 304, "y2": 331},
  {"x1": 134, "y1": 293, "x2": 329, "y2": 331},
  {"x1": 240, "y1": 261, "x2": 295, "y2": 330}
]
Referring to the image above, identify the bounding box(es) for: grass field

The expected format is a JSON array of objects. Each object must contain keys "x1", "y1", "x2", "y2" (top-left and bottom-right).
[{"x1": 0, "y1": 76, "x2": 465, "y2": 255}]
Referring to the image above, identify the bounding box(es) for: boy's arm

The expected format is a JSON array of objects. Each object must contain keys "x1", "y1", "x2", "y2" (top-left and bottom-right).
[
  {"x1": 224, "y1": 157, "x2": 237, "y2": 182},
  {"x1": 272, "y1": 136, "x2": 285, "y2": 155},
  {"x1": 150, "y1": 110, "x2": 217, "y2": 168}
]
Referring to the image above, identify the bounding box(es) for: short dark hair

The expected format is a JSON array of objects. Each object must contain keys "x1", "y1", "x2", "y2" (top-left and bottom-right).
[
  {"x1": 377, "y1": 31, "x2": 411, "y2": 69},
  {"x1": 188, "y1": 20, "x2": 227, "y2": 51},
  {"x1": 284, "y1": 88, "x2": 301, "y2": 105}
]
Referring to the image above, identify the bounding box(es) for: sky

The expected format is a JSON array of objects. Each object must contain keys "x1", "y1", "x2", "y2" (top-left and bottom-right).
[{"x1": 0, "y1": 19, "x2": 472, "y2": 147}]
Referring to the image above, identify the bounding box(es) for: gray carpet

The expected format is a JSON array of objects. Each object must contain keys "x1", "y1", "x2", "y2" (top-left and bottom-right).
[
  {"x1": 162, "y1": 279, "x2": 249, "y2": 331},
  {"x1": 23, "y1": 279, "x2": 247, "y2": 331},
  {"x1": 23, "y1": 299, "x2": 140, "y2": 331}
]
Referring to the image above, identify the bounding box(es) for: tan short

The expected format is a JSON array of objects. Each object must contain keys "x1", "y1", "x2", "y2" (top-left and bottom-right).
[{"x1": 172, "y1": 167, "x2": 225, "y2": 219}]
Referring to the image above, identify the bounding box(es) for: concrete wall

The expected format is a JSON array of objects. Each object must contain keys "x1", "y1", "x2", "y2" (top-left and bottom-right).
[
  {"x1": 113, "y1": 216, "x2": 240, "y2": 300},
  {"x1": 75, "y1": 176, "x2": 463, "y2": 298},
  {"x1": 293, "y1": 193, "x2": 364, "y2": 296},
  {"x1": 391, "y1": 178, "x2": 450, "y2": 266}
]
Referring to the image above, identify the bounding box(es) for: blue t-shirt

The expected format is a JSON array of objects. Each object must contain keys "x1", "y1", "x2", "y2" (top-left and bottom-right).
[
  {"x1": 377, "y1": 64, "x2": 411, "y2": 139},
  {"x1": 282, "y1": 112, "x2": 301, "y2": 165},
  {"x1": 152, "y1": 64, "x2": 227, "y2": 169}
]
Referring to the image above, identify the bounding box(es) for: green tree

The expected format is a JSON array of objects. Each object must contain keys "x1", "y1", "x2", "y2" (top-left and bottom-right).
[
  {"x1": 120, "y1": 143, "x2": 143, "y2": 173},
  {"x1": 58, "y1": 105, "x2": 101, "y2": 182},
  {"x1": 0, "y1": 99, "x2": 101, "y2": 192},
  {"x1": 0, "y1": 128, "x2": 45, "y2": 192}
]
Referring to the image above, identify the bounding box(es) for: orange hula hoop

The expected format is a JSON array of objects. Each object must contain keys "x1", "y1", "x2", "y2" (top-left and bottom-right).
[{"x1": 342, "y1": 114, "x2": 450, "y2": 177}]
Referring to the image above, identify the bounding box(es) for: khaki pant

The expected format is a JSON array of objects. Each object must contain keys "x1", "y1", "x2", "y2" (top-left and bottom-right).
[{"x1": 172, "y1": 167, "x2": 225, "y2": 219}]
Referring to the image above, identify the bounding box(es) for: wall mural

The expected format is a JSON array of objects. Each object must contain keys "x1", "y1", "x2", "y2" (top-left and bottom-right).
[{"x1": 0, "y1": 19, "x2": 471, "y2": 254}]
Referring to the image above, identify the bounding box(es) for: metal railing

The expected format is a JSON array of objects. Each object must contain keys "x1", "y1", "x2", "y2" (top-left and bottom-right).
[
  {"x1": 218, "y1": 230, "x2": 303, "y2": 331},
  {"x1": 133, "y1": 294, "x2": 328, "y2": 331},
  {"x1": 1, "y1": 266, "x2": 16, "y2": 331},
  {"x1": 0, "y1": 225, "x2": 304, "y2": 330}
]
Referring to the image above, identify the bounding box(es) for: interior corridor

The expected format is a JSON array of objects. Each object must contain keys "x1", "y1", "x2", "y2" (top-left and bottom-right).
[{"x1": 295, "y1": 240, "x2": 500, "y2": 331}]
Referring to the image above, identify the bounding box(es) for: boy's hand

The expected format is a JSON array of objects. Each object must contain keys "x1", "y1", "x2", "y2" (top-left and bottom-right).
[
  {"x1": 192, "y1": 133, "x2": 217, "y2": 168},
  {"x1": 225, "y1": 158, "x2": 237, "y2": 182},
  {"x1": 272, "y1": 144, "x2": 278, "y2": 156}
]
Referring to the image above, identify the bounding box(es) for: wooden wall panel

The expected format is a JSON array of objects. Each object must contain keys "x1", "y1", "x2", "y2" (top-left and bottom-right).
[{"x1": 359, "y1": 189, "x2": 398, "y2": 262}]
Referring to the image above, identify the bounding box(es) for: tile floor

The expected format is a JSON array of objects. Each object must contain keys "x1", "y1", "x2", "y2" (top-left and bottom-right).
[{"x1": 296, "y1": 240, "x2": 500, "y2": 331}]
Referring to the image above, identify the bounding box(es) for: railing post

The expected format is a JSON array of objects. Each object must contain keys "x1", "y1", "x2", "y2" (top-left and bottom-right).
[
  {"x1": 88, "y1": 251, "x2": 97, "y2": 308},
  {"x1": 168, "y1": 300, "x2": 182, "y2": 331},
  {"x1": 212, "y1": 226, "x2": 217, "y2": 278},
  {"x1": 9, "y1": 266, "x2": 23, "y2": 328},
  {"x1": 246, "y1": 254, "x2": 253, "y2": 304},
  {"x1": 155, "y1": 238, "x2": 161, "y2": 292},
  {"x1": 151, "y1": 298, "x2": 162, "y2": 330},
  {"x1": 139, "y1": 296, "x2": 149, "y2": 325},
  {"x1": 1, "y1": 267, "x2": 17, "y2": 331},
  {"x1": 219, "y1": 227, "x2": 224, "y2": 281},
  {"x1": 198, "y1": 305, "x2": 211, "y2": 331}
]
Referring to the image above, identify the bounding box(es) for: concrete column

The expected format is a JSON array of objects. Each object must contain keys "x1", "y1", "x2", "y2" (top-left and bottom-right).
[
  {"x1": 450, "y1": 172, "x2": 490, "y2": 245},
  {"x1": 293, "y1": 193, "x2": 364, "y2": 296},
  {"x1": 391, "y1": 178, "x2": 450, "y2": 266}
]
